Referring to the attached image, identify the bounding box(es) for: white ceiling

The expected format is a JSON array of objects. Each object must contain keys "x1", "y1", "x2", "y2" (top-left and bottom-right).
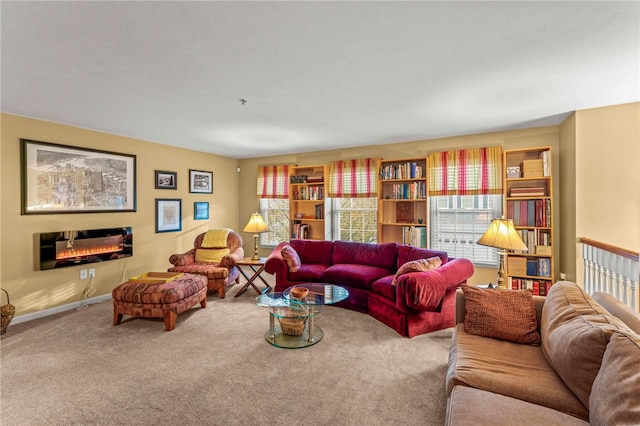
[{"x1": 2, "y1": 1, "x2": 639, "y2": 159}]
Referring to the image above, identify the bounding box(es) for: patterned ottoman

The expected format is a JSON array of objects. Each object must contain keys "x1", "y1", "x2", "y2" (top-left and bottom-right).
[{"x1": 112, "y1": 273, "x2": 207, "y2": 331}]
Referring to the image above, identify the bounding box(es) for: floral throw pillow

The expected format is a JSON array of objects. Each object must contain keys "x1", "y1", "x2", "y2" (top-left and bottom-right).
[
  {"x1": 392, "y1": 256, "x2": 442, "y2": 286},
  {"x1": 281, "y1": 244, "x2": 301, "y2": 273},
  {"x1": 462, "y1": 284, "x2": 541, "y2": 346}
]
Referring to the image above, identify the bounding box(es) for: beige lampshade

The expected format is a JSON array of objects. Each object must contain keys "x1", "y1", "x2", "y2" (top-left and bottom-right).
[
  {"x1": 243, "y1": 212, "x2": 268, "y2": 234},
  {"x1": 477, "y1": 218, "x2": 528, "y2": 251}
]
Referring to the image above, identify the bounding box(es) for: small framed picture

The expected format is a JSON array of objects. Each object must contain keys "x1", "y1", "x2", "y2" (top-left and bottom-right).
[
  {"x1": 194, "y1": 201, "x2": 209, "y2": 220},
  {"x1": 155, "y1": 170, "x2": 177, "y2": 189},
  {"x1": 189, "y1": 169, "x2": 213, "y2": 194},
  {"x1": 155, "y1": 199, "x2": 182, "y2": 233}
]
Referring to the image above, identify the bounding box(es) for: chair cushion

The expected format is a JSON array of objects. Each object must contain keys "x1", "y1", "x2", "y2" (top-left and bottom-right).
[
  {"x1": 461, "y1": 285, "x2": 540, "y2": 345},
  {"x1": 201, "y1": 229, "x2": 230, "y2": 248},
  {"x1": 592, "y1": 291, "x2": 640, "y2": 333}
]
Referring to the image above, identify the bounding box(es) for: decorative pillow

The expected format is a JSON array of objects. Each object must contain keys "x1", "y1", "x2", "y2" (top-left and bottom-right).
[
  {"x1": 392, "y1": 257, "x2": 442, "y2": 286},
  {"x1": 195, "y1": 248, "x2": 230, "y2": 263},
  {"x1": 281, "y1": 244, "x2": 301, "y2": 273},
  {"x1": 461, "y1": 285, "x2": 541, "y2": 345}
]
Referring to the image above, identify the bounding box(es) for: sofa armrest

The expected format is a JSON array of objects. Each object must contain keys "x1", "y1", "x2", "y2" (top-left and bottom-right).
[
  {"x1": 264, "y1": 242, "x2": 291, "y2": 287},
  {"x1": 169, "y1": 249, "x2": 196, "y2": 266},
  {"x1": 397, "y1": 258, "x2": 475, "y2": 312}
]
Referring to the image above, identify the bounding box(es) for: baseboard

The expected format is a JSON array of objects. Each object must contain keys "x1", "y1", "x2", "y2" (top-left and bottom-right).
[{"x1": 11, "y1": 294, "x2": 113, "y2": 325}]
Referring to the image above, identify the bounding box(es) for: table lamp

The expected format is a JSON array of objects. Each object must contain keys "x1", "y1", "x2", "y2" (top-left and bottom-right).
[
  {"x1": 476, "y1": 218, "x2": 528, "y2": 289},
  {"x1": 243, "y1": 212, "x2": 269, "y2": 260}
]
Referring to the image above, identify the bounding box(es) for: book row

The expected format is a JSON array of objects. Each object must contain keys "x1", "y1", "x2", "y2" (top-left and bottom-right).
[
  {"x1": 380, "y1": 162, "x2": 424, "y2": 180},
  {"x1": 508, "y1": 256, "x2": 551, "y2": 277},
  {"x1": 291, "y1": 221, "x2": 311, "y2": 239},
  {"x1": 384, "y1": 182, "x2": 426, "y2": 200},
  {"x1": 509, "y1": 278, "x2": 553, "y2": 296},
  {"x1": 402, "y1": 226, "x2": 427, "y2": 248},
  {"x1": 507, "y1": 199, "x2": 551, "y2": 227},
  {"x1": 293, "y1": 186, "x2": 324, "y2": 201},
  {"x1": 516, "y1": 229, "x2": 552, "y2": 254}
]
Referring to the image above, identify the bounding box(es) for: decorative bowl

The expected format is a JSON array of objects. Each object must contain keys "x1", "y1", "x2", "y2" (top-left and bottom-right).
[{"x1": 290, "y1": 287, "x2": 309, "y2": 300}]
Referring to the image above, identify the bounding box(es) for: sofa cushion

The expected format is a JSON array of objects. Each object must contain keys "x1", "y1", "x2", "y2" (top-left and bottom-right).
[
  {"x1": 397, "y1": 245, "x2": 448, "y2": 269},
  {"x1": 447, "y1": 324, "x2": 588, "y2": 420},
  {"x1": 322, "y1": 264, "x2": 392, "y2": 290},
  {"x1": 371, "y1": 276, "x2": 396, "y2": 301},
  {"x1": 290, "y1": 239, "x2": 334, "y2": 265},
  {"x1": 332, "y1": 241, "x2": 397, "y2": 270},
  {"x1": 589, "y1": 331, "x2": 640, "y2": 425},
  {"x1": 446, "y1": 386, "x2": 590, "y2": 426},
  {"x1": 280, "y1": 244, "x2": 301, "y2": 273},
  {"x1": 461, "y1": 285, "x2": 540, "y2": 345},
  {"x1": 592, "y1": 291, "x2": 640, "y2": 334},
  {"x1": 194, "y1": 248, "x2": 230, "y2": 263},
  {"x1": 288, "y1": 263, "x2": 327, "y2": 282},
  {"x1": 541, "y1": 281, "x2": 633, "y2": 409},
  {"x1": 392, "y1": 257, "x2": 442, "y2": 286}
]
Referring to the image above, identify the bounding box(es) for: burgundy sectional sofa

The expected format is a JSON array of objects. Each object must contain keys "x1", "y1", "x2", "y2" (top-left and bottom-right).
[{"x1": 264, "y1": 239, "x2": 475, "y2": 337}]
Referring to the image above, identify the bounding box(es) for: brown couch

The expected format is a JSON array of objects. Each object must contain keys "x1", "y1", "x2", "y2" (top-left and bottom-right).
[
  {"x1": 167, "y1": 229, "x2": 244, "y2": 299},
  {"x1": 446, "y1": 281, "x2": 640, "y2": 425}
]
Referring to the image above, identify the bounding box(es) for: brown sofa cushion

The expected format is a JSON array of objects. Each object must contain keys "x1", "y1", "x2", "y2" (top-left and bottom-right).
[
  {"x1": 592, "y1": 291, "x2": 640, "y2": 334},
  {"x1": 461, "y1": 285, "x2": 540, "y2": 345},
  {"x1": 589, "y1": 331, "x2": 640, "y2": 425},
  {"x1": 392, "y1": 256, "x2": 441, "y2": 286},
  {"x1": 541, "y1": 281, "x2": 633, "y2": 409},
  {"x1": 281, "y1": 244, "x2": 301, "y2": 273}
]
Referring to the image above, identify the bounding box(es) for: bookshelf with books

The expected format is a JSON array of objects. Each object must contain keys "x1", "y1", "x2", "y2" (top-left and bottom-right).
[
  {"x1": 378, "y1": 158, "x2": 427, "y2": 246},
  {"x1": 289, "y1": 164, "x2": 327, "y2": 240},
  {"x1": 504, "y1": 147, "x2": 554, "y2": 295}
]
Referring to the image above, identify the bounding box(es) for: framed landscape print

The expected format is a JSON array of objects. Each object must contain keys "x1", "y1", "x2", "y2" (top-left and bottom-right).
[
  {"x1": 194, "y1": 201, "x2": 209, "y2": 220},
  {"x1": 155, "y1": 170, "x2": 177, "y2": 189},
  {"x1": 189, "y1": 169, "x2": 212, "y2": 194},
  {"x1": 155, "y1": 198, "x2": 182, "y2": 233},
  {"x1": 20, "y1": 139, "x2": 136, "y2": 214}
]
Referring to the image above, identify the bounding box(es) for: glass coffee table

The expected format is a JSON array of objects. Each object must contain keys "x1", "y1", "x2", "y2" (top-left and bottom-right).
[{"x1": 254, "y1": 284, "x2": 349, "y2": 349}]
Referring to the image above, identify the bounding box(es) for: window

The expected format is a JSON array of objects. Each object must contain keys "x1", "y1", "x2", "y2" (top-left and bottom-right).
[
  {"x1": 429, "y1": 194, "x2": 502, "y2": 266},
  {"x1": 331, "y1": 198, "x2": 377, "y2": 242},
  {"x1": 259, "y1": 198, "x2": 289, "y2": 247}
]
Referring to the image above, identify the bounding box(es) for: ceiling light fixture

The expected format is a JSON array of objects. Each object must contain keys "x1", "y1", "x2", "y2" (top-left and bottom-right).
[{"x1": 239, "y1": 98, "x2": 247, "y2": 105}]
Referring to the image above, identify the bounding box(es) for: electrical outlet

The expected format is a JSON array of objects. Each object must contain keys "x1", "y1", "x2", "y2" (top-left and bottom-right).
[
  {"x1": 80, "y1": 269, "x2": 88, "y2": 279},
  {"x1": 89, "y1": 268, "x2": 96, "y2": 277}
]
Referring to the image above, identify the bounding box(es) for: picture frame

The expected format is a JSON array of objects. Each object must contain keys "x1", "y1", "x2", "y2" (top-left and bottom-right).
[
  {"x1": 194, "y1": 201, "x2": 209, "y2": 220},
  {"x1": 20, "y1": 139, "x2": 136, "y2": 214},
  {"x1": 155, "y1": 170, "x2": 177, "y2": 190},
  {"x1": 189, "y1": 169, "x2": 213, "y2": 194},
  {"x1": 155, "y1": 199, "x2": 182, "y2": 233}
]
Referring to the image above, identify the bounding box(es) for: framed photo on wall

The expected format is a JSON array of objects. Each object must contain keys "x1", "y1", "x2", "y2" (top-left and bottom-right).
[
  {"x1": 155, "y1": 170, "x2": 177, "y2": 189},
  {"x1": 189, "y1": 169, "x2": 212, "y2": 194},
  {"x1": 194, "y1": 202, "x2": 209, "y2": 220},
  {"x1": 20, "y1": 139, "x2": 137, "y2": 214},
  {"x1": 155, "y1": 199, "x2": 182, "y2": 233}
]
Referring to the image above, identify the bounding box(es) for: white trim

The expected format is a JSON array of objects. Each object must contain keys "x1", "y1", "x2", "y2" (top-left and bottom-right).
[{"x1": 10, "y1": 294, "x2": 113, "y2": 325}]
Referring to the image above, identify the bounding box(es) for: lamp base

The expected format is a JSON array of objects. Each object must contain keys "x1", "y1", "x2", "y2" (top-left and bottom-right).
[
  {"x1": 251, "y1": 234, "x2": 260, "y2": 261},
  {"x1": 496, "y1": 250, "x2": 507, "y2": 290}
]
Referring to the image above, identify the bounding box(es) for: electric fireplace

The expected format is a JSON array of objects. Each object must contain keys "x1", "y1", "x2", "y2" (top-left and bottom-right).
[{"x1": 39, "y1": 227, "x2": 132, "y2": 270}]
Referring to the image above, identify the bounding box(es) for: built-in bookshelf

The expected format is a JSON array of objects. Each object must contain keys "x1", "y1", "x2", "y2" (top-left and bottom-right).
[
  {"x1": 504, "y1": 147, "x2": 554, "y2": 295},
  {"x1": 289, "y1": 164, "x2": 327, "y2": 240},
  {"x1": 378, "y1": 158, "x2": 428, "y2": 246}
]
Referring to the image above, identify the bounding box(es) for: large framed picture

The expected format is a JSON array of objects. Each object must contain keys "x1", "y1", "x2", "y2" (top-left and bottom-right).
[
  {"x1": 189, "y1": 169, "x2": 212, "y2": 194},
  {"x1": 194, "y1": 201, "x2": 209, "y2": 220},
  {"x1": 155, "y1": 170, "x2": 177, "y2": 190},
  {"x1": 155, "y1": 199, "x2": 182, "y2": 233},
  {"x1": 20, "y1": 139, "x2": 136, "y2": 214}
]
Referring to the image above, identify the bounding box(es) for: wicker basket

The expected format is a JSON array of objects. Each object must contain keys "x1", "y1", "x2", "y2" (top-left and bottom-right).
[
  {"x1": 278, "y1": 317, "x2": 307, "y2": 336},
  {"x1": 1, "y1": 288, "x2": 16, "y2": 335}
]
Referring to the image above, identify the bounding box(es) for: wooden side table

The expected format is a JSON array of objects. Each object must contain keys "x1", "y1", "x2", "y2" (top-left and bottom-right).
[{"x1": 234, "y1": 257, "x2": 271, "y2": 297}]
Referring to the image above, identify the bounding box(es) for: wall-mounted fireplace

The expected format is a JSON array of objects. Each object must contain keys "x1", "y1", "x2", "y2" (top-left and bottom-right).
[{"x1": 39, "y1": 227, "x2": 132, "y2": 270}]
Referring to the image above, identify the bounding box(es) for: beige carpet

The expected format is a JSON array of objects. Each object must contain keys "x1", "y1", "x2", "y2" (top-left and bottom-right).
[{"x1": 0, "y1": 282, "x2": 452, "y2": 426}]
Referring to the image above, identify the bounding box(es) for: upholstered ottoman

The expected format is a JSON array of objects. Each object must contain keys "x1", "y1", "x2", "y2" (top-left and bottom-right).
[{"x1": 112, "y1": 273, "x2": 207, "y2": 331}]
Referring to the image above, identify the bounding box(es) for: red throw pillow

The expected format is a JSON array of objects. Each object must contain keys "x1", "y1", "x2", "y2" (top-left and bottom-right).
[
  {"x1": 281, "y1": 244, "x2": 301, "y2": 273},
  {"x1": 461, "y1": 285, "x2": 541, "y2": 346},
  {"x1": 392, "y1": 257, "x2": 442, "y2": 286}
]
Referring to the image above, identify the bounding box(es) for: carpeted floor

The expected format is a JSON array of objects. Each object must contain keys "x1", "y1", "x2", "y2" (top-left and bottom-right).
[{"x1": 0, "y1": 282, "x2": 452, "y2": 426}]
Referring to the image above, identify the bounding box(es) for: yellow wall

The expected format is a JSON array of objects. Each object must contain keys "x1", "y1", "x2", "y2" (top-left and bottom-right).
[
  {"x1": 559, "y1": 112, "x2": 577, "y2": 280},
  {"x1": 1, "y1": 113, "x2": 239, "y2": 316},
  {"x1": 238, "y1": 126, "x2": 562, "y2": 286},
  {"x1": 573, "y1": 103, "x2": 640, "y2": 283}
]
